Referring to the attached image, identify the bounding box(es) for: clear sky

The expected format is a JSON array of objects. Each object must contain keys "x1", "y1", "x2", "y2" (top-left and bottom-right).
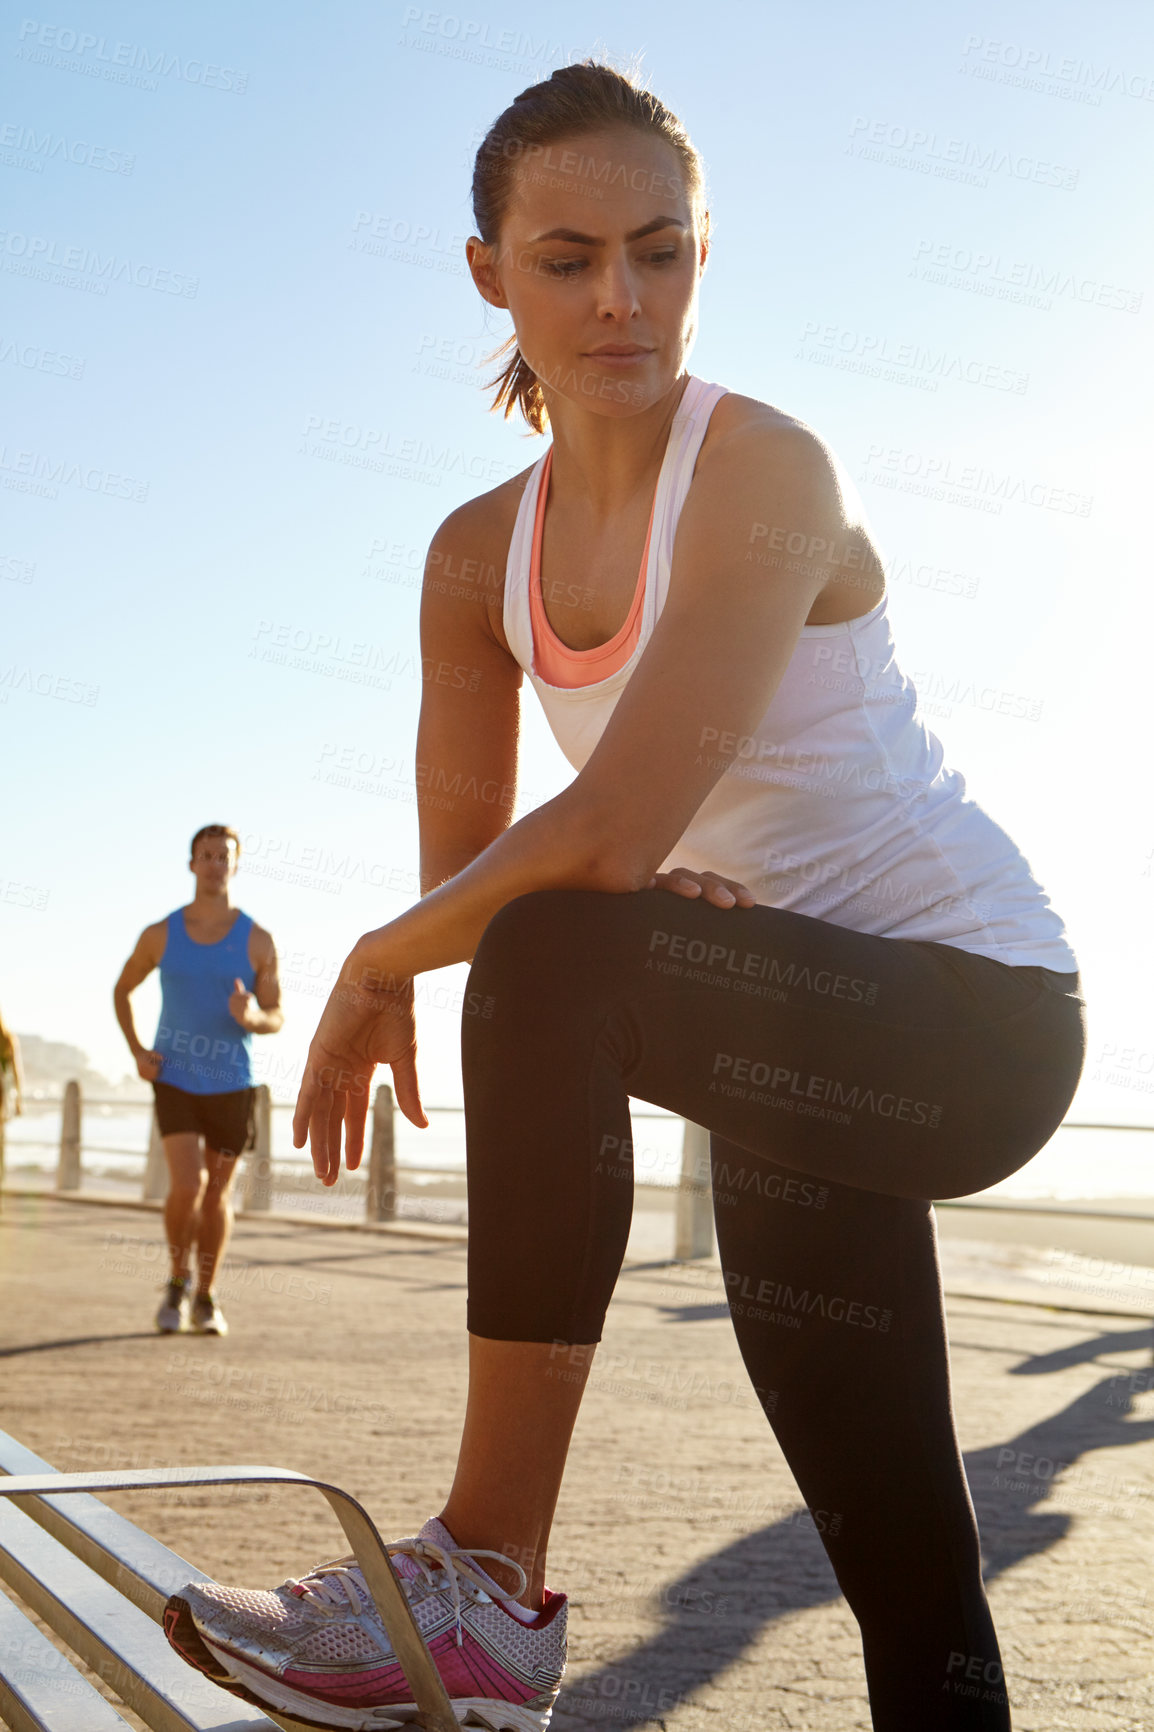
[{"x1": 3, "y1": 0, "x2": 1152, "y2": 1125}]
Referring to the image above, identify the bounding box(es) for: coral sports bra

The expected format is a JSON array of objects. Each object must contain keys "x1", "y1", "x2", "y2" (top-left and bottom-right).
[{"x1": 528, "y1": 445, "x2": 657, "y2": 688}]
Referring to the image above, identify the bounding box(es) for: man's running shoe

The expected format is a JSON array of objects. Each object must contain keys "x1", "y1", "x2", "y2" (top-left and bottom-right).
[
  {"x1": 191, "y1": 1292, "x2": 228, "y2": 1336},
  {"x1": 163, "y1": 1516, "x2": 566, "y2": 1731},
  {"x1": 155, "y1": 1276, "x2": 191, "y2": 1334}
]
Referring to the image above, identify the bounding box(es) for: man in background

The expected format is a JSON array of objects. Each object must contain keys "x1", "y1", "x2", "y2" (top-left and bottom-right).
[{"x1": 114, "y1": 825, "x2": 283, "y2": 1334}]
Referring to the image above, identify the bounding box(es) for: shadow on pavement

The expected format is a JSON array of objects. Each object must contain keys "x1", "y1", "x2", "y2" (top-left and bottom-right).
[
  {"x1": 555, "y1": 1344, "x2": 1154, "y2": 1729},
  {"x1": 0, "y1": 1332, "x2": 161, "y2": 1357},
  {"x1": 1007, "y1": 1324, "x2": 1153, "y2": 1377}
]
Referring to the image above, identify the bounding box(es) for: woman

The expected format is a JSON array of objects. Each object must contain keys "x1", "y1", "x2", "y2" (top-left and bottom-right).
[{"x1": 165, "y1": 61, "x2": 1085, "y2": 1732}]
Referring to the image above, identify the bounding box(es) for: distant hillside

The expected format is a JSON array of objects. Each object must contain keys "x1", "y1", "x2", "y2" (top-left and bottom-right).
[{"x1": 15, "y1": 1034, "x2": 149, "y2": 1100}]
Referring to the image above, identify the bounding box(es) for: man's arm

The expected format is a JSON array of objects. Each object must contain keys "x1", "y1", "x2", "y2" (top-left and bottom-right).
[
  {"x1": 113, "y1": 923, "x2": 166, "y2": 1080},
  {"x1": 230, "y1": 925, "x2": 284, "y2": 1034}
]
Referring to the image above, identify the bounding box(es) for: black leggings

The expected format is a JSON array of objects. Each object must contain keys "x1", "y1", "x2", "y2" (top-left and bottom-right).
[{"x1": 462, "y1": 890, "x2": 1086, "y2": 1731}]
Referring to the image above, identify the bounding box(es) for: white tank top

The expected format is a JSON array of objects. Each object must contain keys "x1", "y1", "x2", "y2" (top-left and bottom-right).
[{"x1": 503, "y1": 375, "x2": 1078, "y2": 970}]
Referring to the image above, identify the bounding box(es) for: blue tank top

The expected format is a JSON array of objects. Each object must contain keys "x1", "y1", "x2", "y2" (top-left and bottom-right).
[{"x1": 154, "y1": 908, "x2": 256, "y2": 1095}]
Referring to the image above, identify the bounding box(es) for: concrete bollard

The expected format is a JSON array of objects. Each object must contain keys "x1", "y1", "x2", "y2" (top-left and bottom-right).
[
  {"x1": 368, "y1": 1085, "x2": 397, "y2": 1222},
  {"x1": 56, "y1": 1080, "x2": 82, "y2": 1191},
  {"x1": 674, "y1": 1119, "x2": 714, "y2": 1260},
  {"x1": 142, "y1": 1108, "x2": 167, "y2": 1200},
  {"x1": 243, "y1": 1084, "x2": 273, "y2": 1211}
]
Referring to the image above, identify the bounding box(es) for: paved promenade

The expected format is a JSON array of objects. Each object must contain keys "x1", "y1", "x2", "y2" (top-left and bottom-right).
[{"x1": 2, "y1": 1194, "x2": 1152, "y2": 1730}]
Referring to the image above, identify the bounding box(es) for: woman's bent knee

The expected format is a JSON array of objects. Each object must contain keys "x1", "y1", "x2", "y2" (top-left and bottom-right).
[{"x1": 469, "y1": 889, "x2": 623, "y2": 988}]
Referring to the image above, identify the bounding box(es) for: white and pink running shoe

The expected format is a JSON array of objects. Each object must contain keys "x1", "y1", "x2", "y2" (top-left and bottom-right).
[{"x1": 163, "y1": 1517, "x2": 566, "y2": 1731}]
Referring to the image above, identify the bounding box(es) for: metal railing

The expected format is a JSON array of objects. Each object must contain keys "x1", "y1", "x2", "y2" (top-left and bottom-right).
[
  {"x1": 4, "y1": 1082, "x2": 714, "y2": 1255},
  {"x1": 5, "y1": 1083, "x2": 1154, "y2": 1259}
]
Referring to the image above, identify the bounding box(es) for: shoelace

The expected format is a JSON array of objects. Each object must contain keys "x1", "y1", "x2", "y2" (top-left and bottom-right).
[{"x1": 286, "y1": 1539, "x2": 529, "y2": 1646}]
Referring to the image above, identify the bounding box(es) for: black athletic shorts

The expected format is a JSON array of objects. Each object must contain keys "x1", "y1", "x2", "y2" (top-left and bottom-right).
[{"x1": 152, "y1": 1081, "x2": 255, "y2": 1157}]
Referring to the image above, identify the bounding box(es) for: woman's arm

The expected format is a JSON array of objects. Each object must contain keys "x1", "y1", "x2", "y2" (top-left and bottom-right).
[
  {"x1": 295, "y1": 414, "x2": 872, "y2": 1173},
  {"x1": 416, "y1": 503, "x2": 524, "y2": 903},
  {"x1": 419, "y1": 517, "x2": 759, "y2": 912},
  {"x1": 352, "y1": 415, "x2": 850, "y2": 987}
]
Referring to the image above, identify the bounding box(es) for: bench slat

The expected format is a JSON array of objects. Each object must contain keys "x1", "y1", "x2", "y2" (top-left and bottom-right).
[
  {"x1": 0, "y1": 1585, "x2": 133, "y2": 1732},
  {"x1": 0, "y1": 1434, "x2": 213, "y2": 1624},
  {"x1": 0, "y1": 1456, "x2": 459, "y2": 1732},
  {"x1": 0, "y1": 1503, "x2": 273, "y2": 1732}
]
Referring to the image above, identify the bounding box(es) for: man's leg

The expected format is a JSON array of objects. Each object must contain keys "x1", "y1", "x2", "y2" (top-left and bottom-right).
[
  {"x1": 162, "y1": 1133, "x2": 207, "y2": 1281},
  {"x1": 194, "y1": 1148, "x2": 241, "y2": 1296}
]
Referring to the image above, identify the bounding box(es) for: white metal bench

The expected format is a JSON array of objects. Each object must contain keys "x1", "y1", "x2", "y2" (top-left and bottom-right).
[{"x1": 0, "y1": 1431, "x2": 459, "y2": 1731}]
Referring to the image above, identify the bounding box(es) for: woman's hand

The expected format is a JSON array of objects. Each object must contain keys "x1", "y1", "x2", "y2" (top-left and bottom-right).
[
  {"x1": 648, "y1": 867, "x2": 757, "y2": 909},
  {"x1": 292, "y1": 951, "x2": 429, "y2": 1187}
]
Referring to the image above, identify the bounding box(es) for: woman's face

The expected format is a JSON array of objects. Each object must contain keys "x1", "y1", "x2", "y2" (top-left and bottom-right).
[{"x1": 470, "y1": 126, "x2": 707, "y2": 422}]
